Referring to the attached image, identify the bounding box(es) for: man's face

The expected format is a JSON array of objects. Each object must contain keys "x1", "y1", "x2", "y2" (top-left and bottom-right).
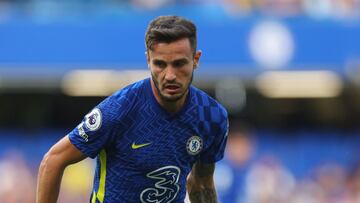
[{"x1": 147, "y1": 38, "x2": 201, "y2": 102}]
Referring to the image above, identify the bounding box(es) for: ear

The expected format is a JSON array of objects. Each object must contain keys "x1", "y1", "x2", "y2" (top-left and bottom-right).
[
  {"x1": 193, "y1": 50, "x2": 202, "y2": 69},
  {"x1": 145, "y1": 51, "x2": 150, "y2": 68}
]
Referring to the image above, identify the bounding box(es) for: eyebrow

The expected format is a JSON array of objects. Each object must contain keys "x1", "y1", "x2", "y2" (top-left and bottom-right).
[
  {"x1": 152, "y1": 59, "x2": 165, "y2": 63},
  {"x1": 152, "y1": 58, "x2": 189, "y2": 64},
  {"x1": 172, "y1": 58, "x2": 189, "y2": 64}
]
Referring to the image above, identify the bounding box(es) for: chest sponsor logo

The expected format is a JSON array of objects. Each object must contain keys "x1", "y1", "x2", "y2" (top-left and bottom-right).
[
  {"x1": 131, "y1": 142, "x2": 151, "y2": 149},
  {"x1": 186, "y1": 136, "x2": 203, "y2": 155},
  {"x1": 84, "y1": 108, "x2": 102, "y2": 131},
  {"x1": 140, "y1": 166, "x2": 180, "y2": 203}
]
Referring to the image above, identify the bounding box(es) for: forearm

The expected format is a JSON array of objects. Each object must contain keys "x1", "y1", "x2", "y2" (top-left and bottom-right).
[
  {"x1": 188, "y1": 185, "x2": 218, "y2": 203},
  {"x1": 36, "y1": 154, "x2": 65, "y2": 203}
]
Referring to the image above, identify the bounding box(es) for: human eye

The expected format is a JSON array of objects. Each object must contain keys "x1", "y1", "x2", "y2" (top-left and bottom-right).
[
  {"x1": 153, "y1": 60, "x2": 167, "y2": 68},
  {"x1": 172, "y1": 60, "x2": 188, "y2": 68}
]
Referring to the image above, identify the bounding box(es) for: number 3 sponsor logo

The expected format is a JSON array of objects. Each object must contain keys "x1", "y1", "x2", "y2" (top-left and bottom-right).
[{"x1": 140, "y1": 166, "x2": 181, "y2": 203}]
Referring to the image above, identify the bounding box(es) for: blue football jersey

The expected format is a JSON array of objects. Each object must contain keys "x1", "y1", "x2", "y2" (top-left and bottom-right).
[{"x1": 68, "y1": 78, "x2": 229, "y2": 203}]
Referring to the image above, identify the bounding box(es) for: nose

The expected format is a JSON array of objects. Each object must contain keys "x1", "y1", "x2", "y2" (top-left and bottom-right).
[{"x1": 165, "y1": 67, "x2": 176, "y2": 81}]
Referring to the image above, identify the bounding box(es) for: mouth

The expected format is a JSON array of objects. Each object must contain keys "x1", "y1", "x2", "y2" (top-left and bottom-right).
[{"x1": 164, "y1": 84, "x2": 181, "y2": 94}]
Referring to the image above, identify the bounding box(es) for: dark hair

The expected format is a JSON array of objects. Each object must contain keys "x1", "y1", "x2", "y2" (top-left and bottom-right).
[{"x1": 145, "y1": 15, "x2": 197, "y2": 54}]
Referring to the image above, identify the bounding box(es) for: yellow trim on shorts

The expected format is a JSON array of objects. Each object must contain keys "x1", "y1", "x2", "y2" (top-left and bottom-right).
[
  {"x1": 91, "y1": 191, "x2": 97, "y2": 203},
  {"x1": 91, "y1": 150, "x2": 107, "y2": 203},
  {"x1": 97, "y1": 150, "x2": 107, "y2": 203}
]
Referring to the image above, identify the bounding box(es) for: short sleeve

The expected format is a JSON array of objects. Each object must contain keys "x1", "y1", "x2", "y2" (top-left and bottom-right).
[
  {"x1": 200, "y1": 109, "x2": 229, "y2": 163},
  {"x1": 68, "y1": 96, "x2": 124, "y2": 158}
]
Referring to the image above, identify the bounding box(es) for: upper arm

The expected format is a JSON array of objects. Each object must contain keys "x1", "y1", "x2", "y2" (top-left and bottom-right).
[
  {"x1": 44, "y1": 135, "x2": 87, "y2": 168},
  {"x1": 68, "y1": 92, "x2": 132, "y2": 158},
  {"x1": 187, "y1": 161, "x2": 219, "y2": 203},
  {"x1": 199, "y1": 107, "x2": 229, "y2": 164},
  {"x1": 37, "y1": 136, "x2": 86, "y2": 203},
  {"x1": 188, "y1": 161, "x2": 216, "y2": 188}
]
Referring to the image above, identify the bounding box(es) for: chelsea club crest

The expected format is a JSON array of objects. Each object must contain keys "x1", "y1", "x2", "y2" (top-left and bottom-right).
[{"x1": 186, "y1": 136, "x2": 203, "y2": 155}]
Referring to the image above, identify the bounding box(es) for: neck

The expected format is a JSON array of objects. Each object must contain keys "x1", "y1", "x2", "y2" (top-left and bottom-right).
[{"x1": 150, "y1": 79, "x2": 188, "y2": 113}]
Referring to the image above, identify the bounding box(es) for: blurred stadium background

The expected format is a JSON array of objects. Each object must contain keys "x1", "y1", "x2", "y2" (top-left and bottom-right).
[{"x1": 1, "y1": 0, "x2": 360, "y2": 202}]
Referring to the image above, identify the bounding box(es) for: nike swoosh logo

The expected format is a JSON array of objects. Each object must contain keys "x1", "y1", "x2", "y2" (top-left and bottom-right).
[{"x1": 132, "y1": 142, "x2": 151, "y2": 149}]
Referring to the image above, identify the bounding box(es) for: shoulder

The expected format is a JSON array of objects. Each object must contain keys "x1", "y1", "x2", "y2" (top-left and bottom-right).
[
  {"x1": 110, "y1": 79, "x2": 146, "y2": 104},
  {"x1": 97, "y1": 79, "x2": 147, "y2": 119},
  {"x1": 191, "y1": 86, "x2": 228, "y2": 124}
]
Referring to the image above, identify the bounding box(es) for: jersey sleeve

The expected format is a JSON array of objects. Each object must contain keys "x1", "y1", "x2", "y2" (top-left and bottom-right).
[
  {"x1": 200, "y1": 108, "x2": 229, "y2": 163},
  {"x1": 68, "y1": 94, "x2": 129, "y2": 158}
]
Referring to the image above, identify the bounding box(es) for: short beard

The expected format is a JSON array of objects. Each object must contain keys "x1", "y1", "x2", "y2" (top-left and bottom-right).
[{"x1": 151, "y1": 71, "x2": 193, "y2": 102}]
